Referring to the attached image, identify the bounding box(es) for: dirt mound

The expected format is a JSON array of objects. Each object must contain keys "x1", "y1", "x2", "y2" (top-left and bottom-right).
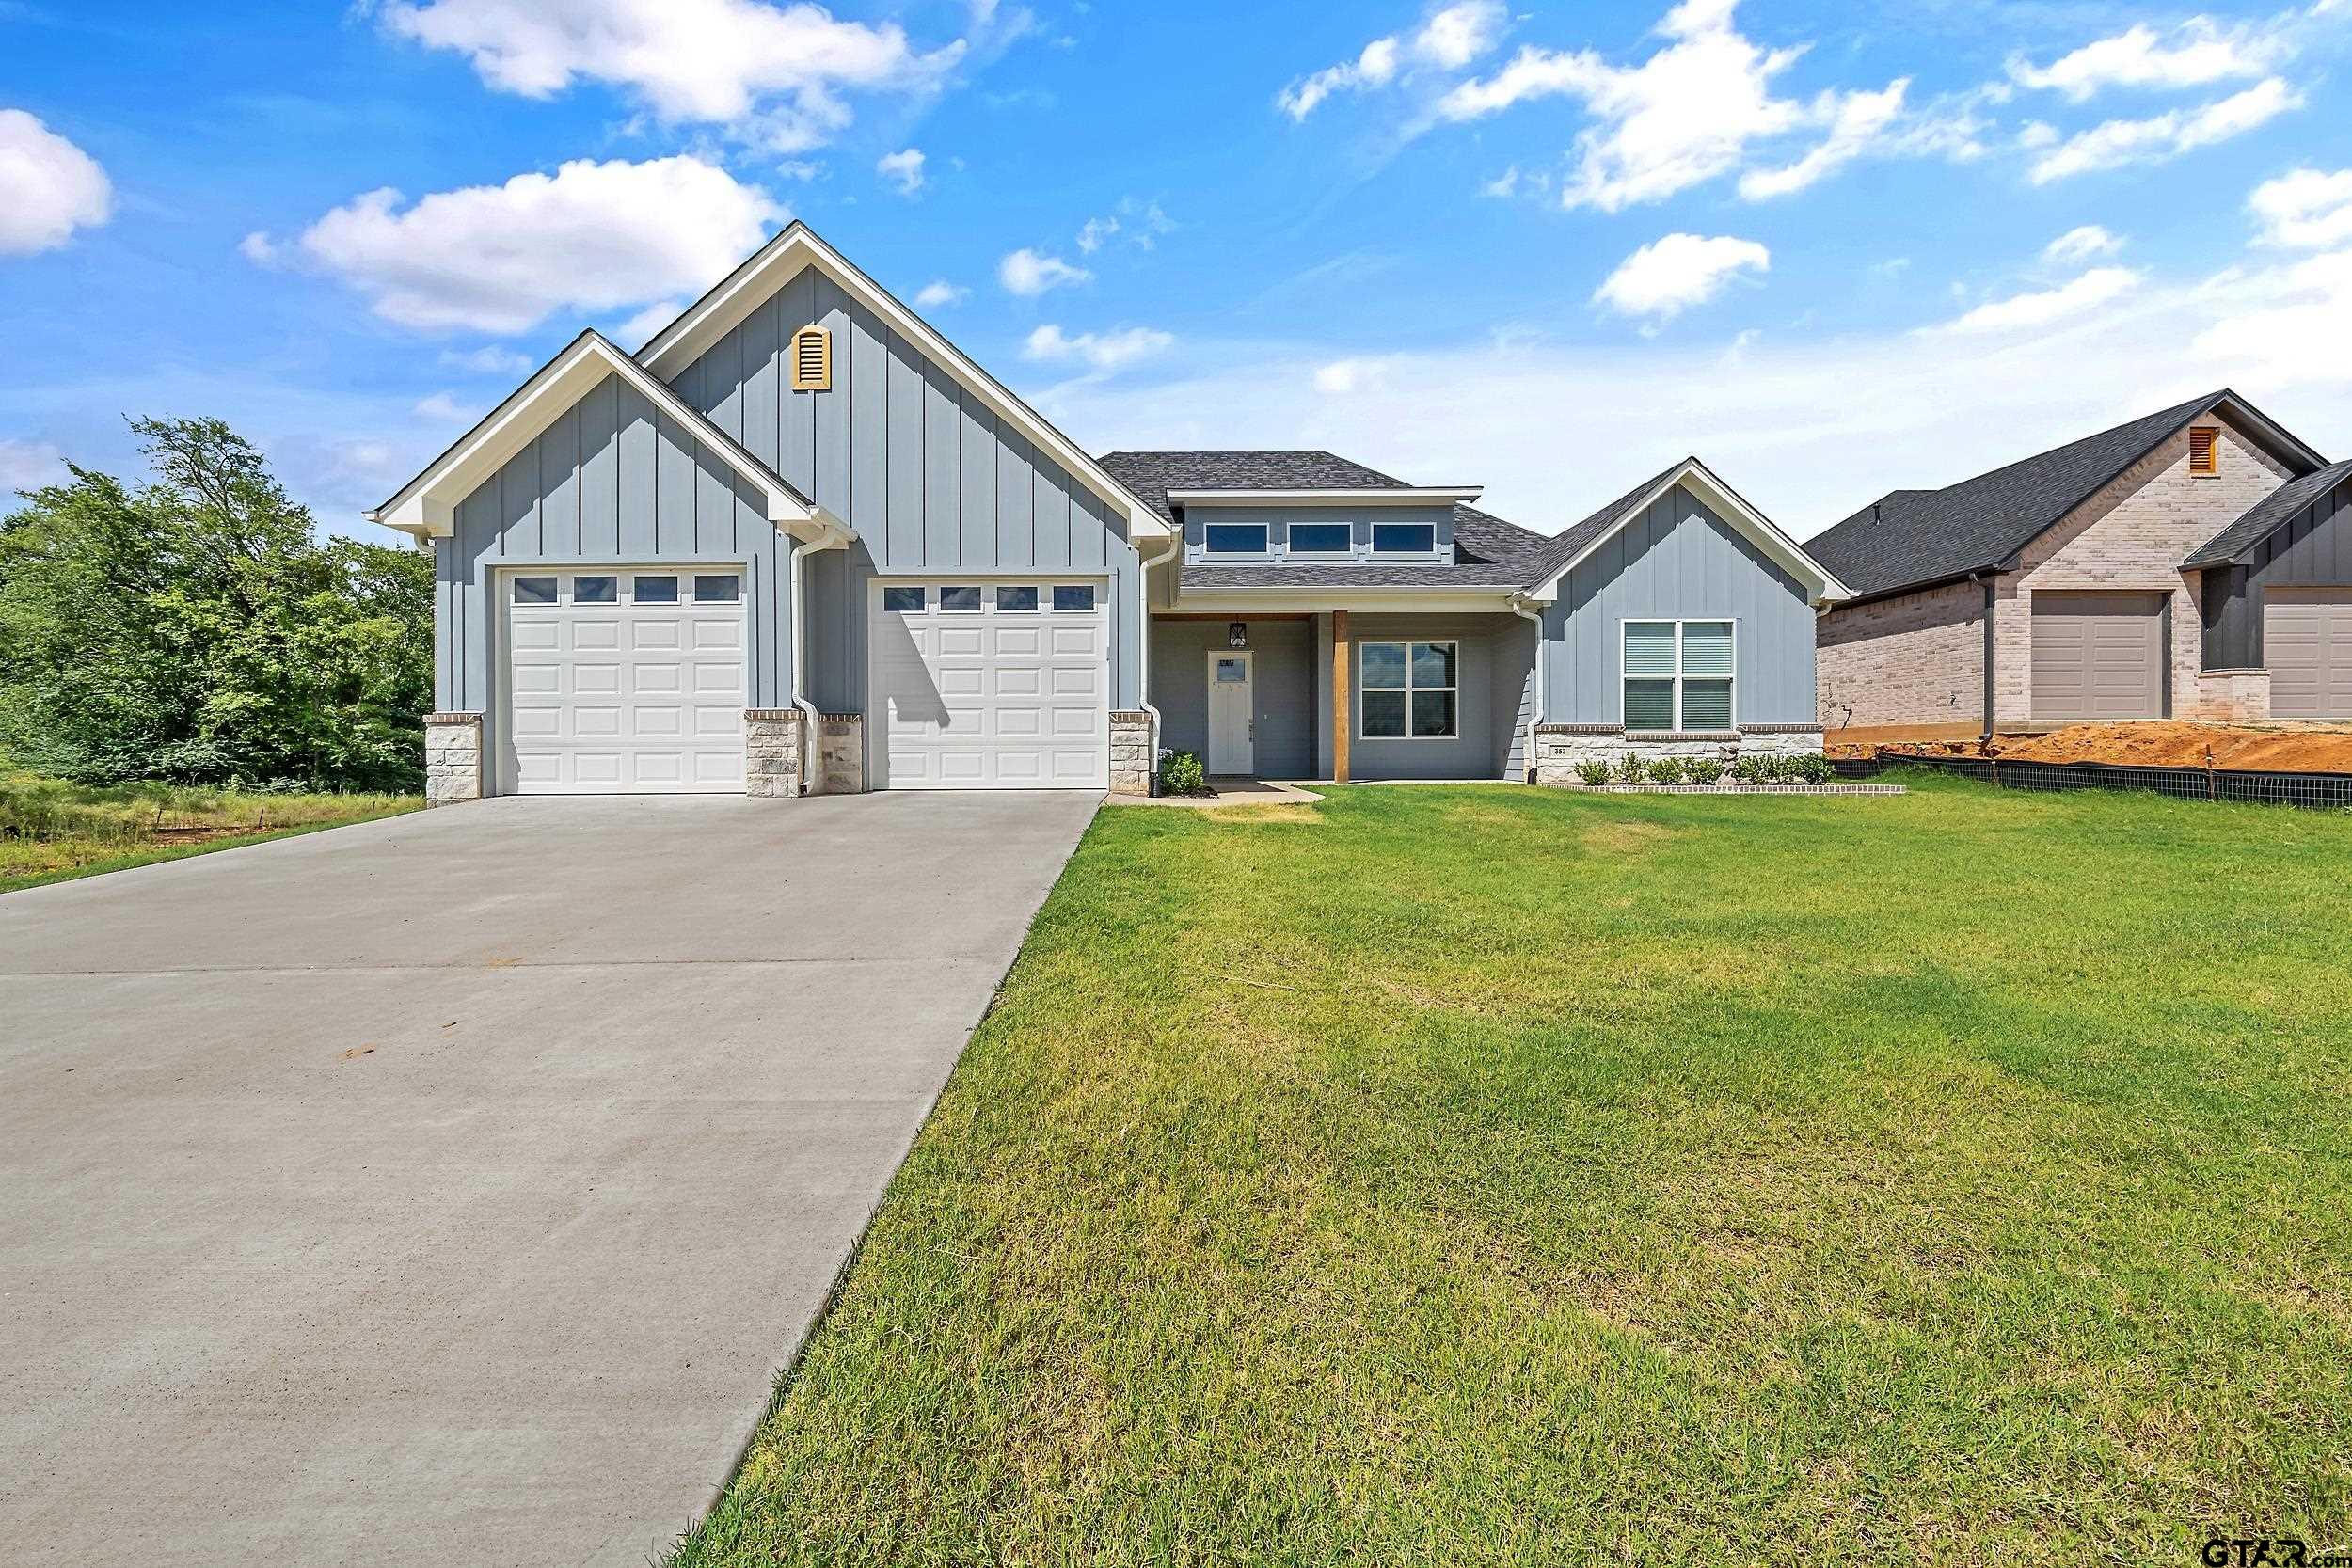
[{"x1": 1844, "y1": 721, "x2": 2352, "y2": 773}]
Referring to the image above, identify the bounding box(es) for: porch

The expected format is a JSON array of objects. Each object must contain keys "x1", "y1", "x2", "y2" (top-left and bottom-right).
[{"x1": 1147, "y1": 611, "x2": 1538, "y2": 784}]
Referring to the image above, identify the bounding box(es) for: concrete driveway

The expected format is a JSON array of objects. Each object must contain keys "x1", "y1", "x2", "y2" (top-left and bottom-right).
[{"x1": 0, "y1": 791, "x2": 1099, "y2": 1567}]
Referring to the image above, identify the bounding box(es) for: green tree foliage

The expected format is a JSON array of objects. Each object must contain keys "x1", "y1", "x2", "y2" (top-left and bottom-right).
[{"x1": 0, "y1": 418, "x2": 432, "y2": 791}]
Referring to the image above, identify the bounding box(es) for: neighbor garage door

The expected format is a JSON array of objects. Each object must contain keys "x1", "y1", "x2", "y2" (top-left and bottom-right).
[
  {"x1": 2265, "y1": 590, "x2": 2352, "y2": 718},
  {"x1": 868, "y1": 580, "x2": 1108, "y2": 789},
  {"x1": 503, "y1": 568, "x2": 748, "y2": 794},
  {"x1": 2031, "y1": 592, "x2": 2166, "y2": 721}
]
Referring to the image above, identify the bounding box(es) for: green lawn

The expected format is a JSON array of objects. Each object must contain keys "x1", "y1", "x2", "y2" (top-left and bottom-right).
[
  {"x1": 0, "y1": 770, "x2": 419, "y2": 893},
  {"x1": 677, "y1": 776, "x2": 2352, "y2": 1567}
]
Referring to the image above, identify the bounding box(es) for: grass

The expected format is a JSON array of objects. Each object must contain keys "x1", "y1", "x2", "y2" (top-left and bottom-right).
[
  {"x1": 675, "y1": 775, "x2": 2352, "y2": 1567},
  {"x1": 0, "y1": 770, "x2": 419, "y2": 893}
]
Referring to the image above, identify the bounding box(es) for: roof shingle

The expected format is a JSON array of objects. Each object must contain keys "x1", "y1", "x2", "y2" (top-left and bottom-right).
[{"x1": 2185, "y1": 459, "x2": 2352, "y2": 567}]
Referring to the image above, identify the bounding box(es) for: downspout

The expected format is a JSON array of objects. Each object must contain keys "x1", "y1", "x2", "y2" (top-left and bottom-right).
[
  {"x1": 1978, "y1": 572, "x2": 1996, "y2": 744},
  {"x1": 789, "y1": 514, "x2": 853, "y2": 795},
  {"x1": 1509, "y1": 594, "x2": 1545, "y2": 784},
  {"x1": 1136, "y1": 520, "x2": 1183, "y2": 781}
]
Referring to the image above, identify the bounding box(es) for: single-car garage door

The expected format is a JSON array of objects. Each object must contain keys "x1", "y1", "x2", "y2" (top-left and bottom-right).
[
  {"x1": 504, "y1": 568, "x2": 748, "y2": 794},
  {"x1": 869, "y1": 580, "x2": 1108, "y2": 789},
  {"x1": 2265, "y1": 590, "x2": 2352, "y2": 718},
  {"x1": 2031, "y1": 592, "x2": 2166, "y2": 721}
]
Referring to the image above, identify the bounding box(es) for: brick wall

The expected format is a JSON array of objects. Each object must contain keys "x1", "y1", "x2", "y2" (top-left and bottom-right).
[
  {"x1": 1817, "y1": 578, "x2": 1984, "y2": 731},
  {"x1": 1817, "y1": 413, "x2": 2294, "y2": 729}
]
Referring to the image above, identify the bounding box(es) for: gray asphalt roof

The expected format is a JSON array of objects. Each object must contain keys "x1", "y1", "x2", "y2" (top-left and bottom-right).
[
  {"x1": 1804, "y1": 390, "x2": 2329, "y2": 599},
  {"x1": 2185, "y1": 459, "x2": 2352, "y2": 567},
  {"x1": 1097, "y1": 451, "x2": 1412, "y2": 521},
  {"x1": 1518, "y1": 460, "x2": 1689, "y2": 587}
]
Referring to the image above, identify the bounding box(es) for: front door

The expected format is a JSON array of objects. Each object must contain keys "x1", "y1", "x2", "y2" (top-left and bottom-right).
[{"x1": 1206, "y1": 651, "x2": 1254, "y2": 774}]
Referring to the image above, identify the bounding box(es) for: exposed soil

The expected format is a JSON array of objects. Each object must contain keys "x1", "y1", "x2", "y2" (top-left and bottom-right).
[{"x1": 1833, "y1": 721, "x2": 2352, "y2": 773}]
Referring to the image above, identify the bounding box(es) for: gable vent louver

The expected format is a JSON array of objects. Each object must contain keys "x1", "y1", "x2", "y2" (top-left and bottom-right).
[
  {"x1": 790, "y1": 325, "x2": 833, "y2": 392},
  {"x1": 2189, "y1": 426, "x2": 2219, "y2": 476}
]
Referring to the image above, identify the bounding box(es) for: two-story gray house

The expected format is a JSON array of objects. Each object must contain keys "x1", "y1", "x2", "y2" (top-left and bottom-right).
[{"x1": 370, "y1": 224, "x2": 1850, "y2": 801}]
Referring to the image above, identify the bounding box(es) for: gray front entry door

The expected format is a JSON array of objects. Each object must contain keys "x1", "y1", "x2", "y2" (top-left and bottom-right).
[
  {"x1": 2265, "y1": 589, "x2": 2352, "y2": 718},
  {"x1": 2030, "y1": 592, "x2": 2166, "y2": 721}
]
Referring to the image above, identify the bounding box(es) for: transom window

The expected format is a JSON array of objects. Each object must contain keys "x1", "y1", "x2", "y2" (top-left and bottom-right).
[
  {"x1": 1361, "y1": 641, "x2": 1457, "y2": 738},
  {"x1": 1371, "y1": 521, "x2": 1437, "y2": 555},
  {"x1": 1288, "y1": 521, "x2": 1352, "y2": 555},
  {"x1": 1623, "y1": 620, "x2": 1734, "y2": 732},
  {"x1": 1204, "y1": 522, "x2": 1270, "y2": 555}
]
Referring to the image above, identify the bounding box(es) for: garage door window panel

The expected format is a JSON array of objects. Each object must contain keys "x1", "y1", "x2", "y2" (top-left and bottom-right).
[{"x1": 694, "y1": 575, "x2": 739, "y2": 604}]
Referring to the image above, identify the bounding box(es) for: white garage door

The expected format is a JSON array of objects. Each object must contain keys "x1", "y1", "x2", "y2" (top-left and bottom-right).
[
  {"x1": 504, "y1": 568, "x2": 748, "y2": 795},
  {"x1": 868, "y1": 580, "x2": 1109, "y2": 790},
  {"x1": 2265, "y1": 589, "x2": 2352, "y2": 718}
]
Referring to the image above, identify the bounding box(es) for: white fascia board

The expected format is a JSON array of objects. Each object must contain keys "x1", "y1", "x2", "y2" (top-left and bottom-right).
[
  {"x1": 1168, "y1": 590, "x2": 1522, "y2": 615},
  {"x1": 1166, "y1": 488, "x2": 1483, "y2": 507},
  {"x1": 368, "y1": 333, "x2": 833, "y2": 544},
  {"x1": 635, "y1": 223, "x2": 1168, "y2": 540},
  {"x1": 1528, "y1": 459, "x2": 1852, "y2": 607}
]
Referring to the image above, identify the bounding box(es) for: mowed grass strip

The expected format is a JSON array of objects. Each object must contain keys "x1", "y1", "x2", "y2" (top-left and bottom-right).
[
  {"x1": 0, "y1": 770, "x2": 418, "y2": 892},
  {"x1": 676, "y1": 776, "x2": 2352, "y2": 1567}
]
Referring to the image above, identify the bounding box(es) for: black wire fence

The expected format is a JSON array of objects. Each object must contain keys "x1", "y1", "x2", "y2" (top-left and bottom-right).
[{"x1": 1834, "y1": 753, "x2": 2352, "y2": 811}]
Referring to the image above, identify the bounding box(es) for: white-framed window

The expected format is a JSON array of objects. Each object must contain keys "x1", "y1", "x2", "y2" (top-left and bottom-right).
[
  {"x1": 1371, "y1": 521, "x2": 1437, "y2": 555},
  {"x1": 995, "y1": 585, "x2": 1040, "y2": 611},
  {"x1": 694, "y1": 574, "x2": 740, "y2": 604},
  {"x1": 1288, "y1": 521, "x2": 1352, "y2": 556},
  {"x1": 513, "y1": 576, "x2": 558, "y2": 605},
  {"x1": 882, "y1": 586, "x2": 925, "y2": 612},
  {"x1": 937, "y1": 585, "x2": 982, "y2": 611},
  {"x1": 1361, "y1": 641, "x2": 1457, "y2": 738},
  {"x1": 633, "y1": 575, "x2": 678, "y2": 604},
  {"x1": 1052, "y1": 584, "x2": 1096, "y2": 611},
  {"x1": 1204, "y1": 521, "x2": 1270, "y2": 555},
  {"x1": 1622, "y1": 620, "x2": 1734, "y2": 731}
]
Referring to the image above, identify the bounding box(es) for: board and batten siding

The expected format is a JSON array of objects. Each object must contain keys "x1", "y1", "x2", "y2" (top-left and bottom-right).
[
  {"x1": 669, "y1": 269, "x2": 1142, "y2": 714},
  {"x1": 1540, "y1": 486, "x2": 1817, "y2": 726},
  {"x1": 434, "y1": 371, "x2": 795, "y2": 774},
  {"x1": 2201, "y1": 474, "x2": 2352, "y2": 670}
]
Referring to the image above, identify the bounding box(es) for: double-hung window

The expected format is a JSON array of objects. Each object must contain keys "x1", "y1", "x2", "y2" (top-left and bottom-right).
[
  {"x1": 1361, "y1": 641, "x2": 1457, "y2": 738},
  {"x1": 1623, "y1": 620, "x2": 1734, "y2": 731}
]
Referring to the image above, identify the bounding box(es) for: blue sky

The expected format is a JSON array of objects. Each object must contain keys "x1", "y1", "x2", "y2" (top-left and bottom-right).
[{"x1": 4, "y1": 0, "x2": 2351, "y2": 542}]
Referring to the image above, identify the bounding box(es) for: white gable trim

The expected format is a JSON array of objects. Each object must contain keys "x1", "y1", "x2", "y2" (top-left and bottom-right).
[
  {"x1": 1527, "y1": 459, "x2": 1852, "y2": 607},
  {"x1": 367, "y1": 332, "x2": 831, "y2": 543},
  {"x1": 637, "y1": 223, "x2": 1169, "y2": 539}
]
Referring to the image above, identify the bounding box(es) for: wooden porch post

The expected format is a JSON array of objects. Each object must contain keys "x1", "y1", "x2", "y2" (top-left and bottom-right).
[{"x1": 1331, "y1": 609, "x2": 1351, "y2": 784}]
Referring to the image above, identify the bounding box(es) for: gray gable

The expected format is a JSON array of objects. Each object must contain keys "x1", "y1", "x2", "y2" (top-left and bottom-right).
[
  {"x1": 2186, "y1": 459, "x2": 2352, "y2": 567},
  {"x1": 1807, "y1": 390, "x2": 2328, "y2": 598}
]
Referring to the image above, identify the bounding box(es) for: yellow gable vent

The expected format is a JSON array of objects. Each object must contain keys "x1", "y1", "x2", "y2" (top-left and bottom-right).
[
  {"x1": 790, "y1": 325, "x2": 833, "y2": 391},
  {"x1": 2188, "y1": 426, "x2": 2219, "y2": 476}
]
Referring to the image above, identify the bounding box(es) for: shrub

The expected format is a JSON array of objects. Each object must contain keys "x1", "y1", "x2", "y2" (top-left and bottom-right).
[
  {"x1": 1573, "y1": 758, "x2": 1613, "y2": 786},
  {"x1": 1613, "y1": 752, "x2": 1646, "y2": 784},
  {"x1": 1792, "y1": 752, "x2": 1835, "y2": 785},
  {"x1": 1158, "y1": 750, "x2": 1208, "y2": 796},
  {"x1": 1685, "y1": 757, "x2": 1724, "y2": 785},
  {"x1": 1729, "y1": 755, "x2": 1769, "y2": 785},
  {"x1": 1645, "y1": 756, "x2": 1687, "y2": 785}
]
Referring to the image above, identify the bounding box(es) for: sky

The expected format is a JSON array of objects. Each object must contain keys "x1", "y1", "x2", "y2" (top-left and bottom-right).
[{"x1": 4, "y1": 0, "x2": 2352, "y2": 546}]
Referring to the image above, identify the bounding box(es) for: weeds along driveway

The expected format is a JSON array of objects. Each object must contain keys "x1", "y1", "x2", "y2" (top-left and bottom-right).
[{"x1": 0, "y1": 791, "x2": 1099, "y2": 1568}]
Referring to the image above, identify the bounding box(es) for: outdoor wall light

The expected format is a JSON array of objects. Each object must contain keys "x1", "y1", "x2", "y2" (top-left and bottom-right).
[{"x1": 1228, "y1": 622, "x2": 1248, "y2": 648}]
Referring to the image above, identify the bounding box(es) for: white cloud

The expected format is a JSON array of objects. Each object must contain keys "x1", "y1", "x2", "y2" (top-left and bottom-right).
[
  {"x1": 2027, "y1": 78, "x2": 2300, "y2": 183},
  {"x1": 1480, "y1": 166, "x2": 1520, "y2": 198},
  {"x1": 614, "y1": 298, "x2": 684, "y2": 345},
  {"x1": 1313, "y1": 358, "x2": 1390, "y2": 393},
  {"x1": 1074, "y1": 198, "x2": 1174, "y2": 255},
  {"x1": 1436, "y1": 0, "x2": 1924, "y2": 211},
  {"x1": 0, "y1": 436, "x2": 68, "y2": 492},
  {"x1": 1931, "y1": 267, "x2": 2141, "y2": 334},
  {"x1": 1022, "y1": 324, "x2": 1172, "y2": 373},
  {"x1": 913, "y1": 278, "x2": 969, "y2": 309},
  {"x1": 412, "y1": 391, "x2": 475, "y2": 422},
  {"x1": 876, "y1": 147, "x2": 925, "y2": 195},
  {"x1": 1277, "y1": 1, "x2": 1505, "y2": 119},
  {"x1": 1076, "y1": 215, "x2": 1118, "y2": 252},
  {"x1": 2042, "y1": 225, "x2": 2124, "y2": 263},
  {"x1": 237, "y1": 230, "x2": 279, "y2": 266},
  {"x1": 998, "y1": 246, "x2": 1090, "y2": 296},
  {"x1": 2010, "y1": 18, "x2": 2288, "y2": 102},
  {"x1": 438, "y1": 344, "x2": 536, "y2": 376},
  {"x1": 1594, "y1": 232, "x2": 1770, "y2": 321},
  {"x1": 1018, "y1": 247, "x2": 2352, "y2": 546},
  {"x1": 0, "y1": 109, "x2": 112, "y2": 256},
  {"x1": 378, "y1": 0, "x2": 964, "y2": 151},
  {"x1": 2249, "y1": 167, "x2": 2352, "y2": 248},
  {"x1": 284, "y1": 155, "x2": 783, "y2": 334}
]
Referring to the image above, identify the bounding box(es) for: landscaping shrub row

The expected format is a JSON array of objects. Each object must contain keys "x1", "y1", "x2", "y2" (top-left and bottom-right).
[{"x1": 1572, "y1": 752, "x2": 1836, "y2": 787}]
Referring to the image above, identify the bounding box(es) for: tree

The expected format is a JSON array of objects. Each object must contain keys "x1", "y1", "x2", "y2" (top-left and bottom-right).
[{"x1": 0, "y1": 418, "x2": 433, "y2": 791}]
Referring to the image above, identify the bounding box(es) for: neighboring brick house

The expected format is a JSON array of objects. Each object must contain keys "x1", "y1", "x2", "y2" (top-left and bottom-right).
[{"x1": 1806, "y1": 391, "x2": 2351, "y2": 737}]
